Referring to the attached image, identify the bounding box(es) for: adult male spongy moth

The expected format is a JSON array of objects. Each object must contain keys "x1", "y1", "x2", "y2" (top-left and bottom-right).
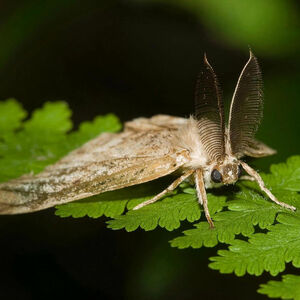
[{"x1": 0, "y1": 51, "x2": 295, "y2": 227}]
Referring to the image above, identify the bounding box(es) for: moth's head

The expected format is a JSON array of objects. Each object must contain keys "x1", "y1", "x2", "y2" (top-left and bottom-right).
[{"x1": 208, "y1": 158, "x2": 242, "y2": 186}]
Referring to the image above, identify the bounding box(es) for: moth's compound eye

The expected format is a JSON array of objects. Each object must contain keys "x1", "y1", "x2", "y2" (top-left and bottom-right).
[
  {"x1": 211, "y1": 169, "x2": 222, "y2": 183},
  {"x1": 238, "y1": 165, "x2": 243, "y2": 178}
]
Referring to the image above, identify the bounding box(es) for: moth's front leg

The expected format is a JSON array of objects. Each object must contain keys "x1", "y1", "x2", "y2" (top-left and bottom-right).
[
  {"x1": 239, "y1": 175, "x2": 255, "y2": 182},
  {"x1": 194, "y1": 169, "x2": 214, "y2": 228},
  {"x1": 240, "y1": 161, "x2": 296, "y2": 211},
  {"x1": 133, "y1": 170, "x2": 195, "y2": 210}
]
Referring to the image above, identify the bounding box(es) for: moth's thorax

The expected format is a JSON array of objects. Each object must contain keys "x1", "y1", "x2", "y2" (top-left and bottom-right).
[
  {"x1": 173, "y1": 117, "x2": 243, "y2": 188},
  {"x1": 172, "y1": 117, "x2": 208, "y2": 169}
]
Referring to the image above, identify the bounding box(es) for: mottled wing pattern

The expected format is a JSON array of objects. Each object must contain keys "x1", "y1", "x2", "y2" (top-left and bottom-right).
[
  {"x1": 228, "y1": 51, "x2": 264, "y2": 158},
  {"x1": 0, "y1": 115, "x2": 190, "y2": 214},
  {"x1": 195, "y1": 54, "x2": 225, "y2": 161}
]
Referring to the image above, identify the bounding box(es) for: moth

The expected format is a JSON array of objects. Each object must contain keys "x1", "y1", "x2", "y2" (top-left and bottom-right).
[{"x1": 0, "y1": 51, "x2": 295, "y2": 227}]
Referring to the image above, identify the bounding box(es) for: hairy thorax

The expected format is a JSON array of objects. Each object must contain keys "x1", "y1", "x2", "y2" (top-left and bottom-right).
[{"x1": 172, "y1": 118, "x2": 241, "y2": 188}]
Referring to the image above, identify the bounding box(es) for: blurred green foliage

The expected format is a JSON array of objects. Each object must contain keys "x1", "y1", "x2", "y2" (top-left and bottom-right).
[
  {"x1": 133, "y1": 0, "x2": 300, "y2": 57},
  {"x1": 0, "y1": 0, "x2": 299, "y2": 66}
]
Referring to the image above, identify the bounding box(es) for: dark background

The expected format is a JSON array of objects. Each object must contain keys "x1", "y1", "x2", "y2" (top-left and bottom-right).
[{"x1": 0, "y1": 0, "x2": 300, "y2": 299}]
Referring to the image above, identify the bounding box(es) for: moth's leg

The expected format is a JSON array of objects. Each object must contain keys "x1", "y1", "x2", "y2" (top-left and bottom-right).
[
  {"x1": 195, "y1": 169, "x2": 214, "y2": 228},
  {"x1": 240, "y1": 161, "x2": 296, "y2": 211},
  {"x1": 239, "y1": 175, "x2": 255, "y2": 182},
  {"x1": 133, "y1": 170, "x2": 194, "y2": 210}
]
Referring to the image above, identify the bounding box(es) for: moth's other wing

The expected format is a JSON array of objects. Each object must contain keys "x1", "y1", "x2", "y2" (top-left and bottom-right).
[
  {"x1": 125, "y1": 115, "x2": 187, "y2": 131},
  {"x1": 242, "y1": 138, "x2": 276, "y2": 158},
  {"x1": 0, "y1": 117, "x2": 190, "y2": 214},
  {"x1": 53, "y1": 114, "x2": 188, "y2": 167}
]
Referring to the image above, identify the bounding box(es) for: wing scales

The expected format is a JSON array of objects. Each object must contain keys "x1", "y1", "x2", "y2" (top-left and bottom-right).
[{"x1": 0, "y1": 116, "x2": 190, "y2": 214}]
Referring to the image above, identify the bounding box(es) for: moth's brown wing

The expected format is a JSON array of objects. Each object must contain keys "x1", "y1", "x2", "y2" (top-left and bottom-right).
[
  {"x1": 124, "y1": 115, "x2": 188, "y2": 131},
  {"x1": 242, "y1": 138, "x2": 276, "y2": 158},
  {"x1": 0, "y1": 116, "x2": 190, "y2": 214}
]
